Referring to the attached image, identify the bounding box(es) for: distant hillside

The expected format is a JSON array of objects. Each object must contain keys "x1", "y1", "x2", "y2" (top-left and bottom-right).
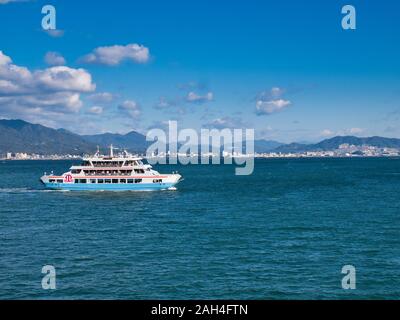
[
  {"x1": 0, "y1": 119, "x2": 96, "y2": 155},
  {"x1": 273, "y1": 142, "x2": 310, "y2": 153},
  {"x1": 254, "y1": 140, "x2": 284, "y2": 153},
  {"x1": 82, "y1": 131, "x2": 149, "y2": 152},
  {"x1": 1, "y1": 119, "x2": 400, "y2": 156},
  {"x1": 273, "y1": 136, "x2": 400, "y2": 153}
]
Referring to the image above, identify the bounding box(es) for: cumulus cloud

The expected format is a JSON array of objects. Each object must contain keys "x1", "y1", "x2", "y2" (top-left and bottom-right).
[
  {"x1": 118, "y1": 100, "x2": 141, "y2": 119},
  {"x1": 87, "y1": 92, "x2": 114, "y2": 104},
  {"x1": 87, "y1": 106, "x2": 103, "y2": 115},
  {"x1": 81, "y1": 44, "x2": 150, "y2": 66},
  {"x1": 257, "y1": 87, "x2": 285, "y2": 100},
  {"x1": 203, "y1": 116, "x2": 247, "y2": 129},
  {"x1": 186, "y1": 91, "x2": 213, "y2": 104},
  {"x1": 35, "y1": 66, "x2": 95, "y2": 92},
  {"x1": 256, "y1": 99, "x2": 291, "y2": 115},
  {"x1": 270, "y1": 87, "x2": 284, "y2": 98},
  {"x1": 0, "y1": 50, "x2": 95, "y2": 122},
  {"x1": 320, "y1": 128, "x2": 365, "y2": 137},
  {"x1": 348, "y1": 127, "x2": 364, "y2": 135},
  {"x1": 44, "y1": 51, "x2": 66, "y2": 66},
  {"x1": 321, "y1": 129, "x2": 335, "y2": 137},
  {"x1": 255, "y1": 87, "x2": 292, "y2": 115}
]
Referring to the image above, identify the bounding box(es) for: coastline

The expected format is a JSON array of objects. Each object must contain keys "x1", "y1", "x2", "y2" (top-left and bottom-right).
[{"x1": 1, "y1": 154, "x2": 400, "y2": 161}]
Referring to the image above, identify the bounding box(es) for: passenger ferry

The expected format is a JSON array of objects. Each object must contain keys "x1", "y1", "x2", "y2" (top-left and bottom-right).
[{"x1": 40, "y1": 146, "x2": 182, "y2": 191}]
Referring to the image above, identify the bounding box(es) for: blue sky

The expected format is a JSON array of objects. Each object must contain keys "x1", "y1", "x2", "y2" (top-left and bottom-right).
[{"x1": 0, "y1": 0, "x2": 399, "y2": 142}]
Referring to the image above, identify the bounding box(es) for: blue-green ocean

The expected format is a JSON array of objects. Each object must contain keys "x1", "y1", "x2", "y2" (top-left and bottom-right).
[{"x1": 1, "y1": 158, "x2": 400, "y2": 299}]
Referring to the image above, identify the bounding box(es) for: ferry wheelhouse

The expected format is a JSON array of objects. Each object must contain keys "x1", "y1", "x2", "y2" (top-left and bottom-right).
[{"x1": 40, "y1": 146, "x2": 182, "y2": 191}]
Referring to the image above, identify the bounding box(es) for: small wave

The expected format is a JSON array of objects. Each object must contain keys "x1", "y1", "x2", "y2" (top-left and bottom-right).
[{"x1": 0, "y1": 187, "x2": 35, "y2": 193}]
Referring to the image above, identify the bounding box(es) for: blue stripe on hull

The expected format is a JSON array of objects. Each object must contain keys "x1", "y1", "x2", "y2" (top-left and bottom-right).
[{"x1": 44, "y1": 182, "x2": 176, "y2": 191}]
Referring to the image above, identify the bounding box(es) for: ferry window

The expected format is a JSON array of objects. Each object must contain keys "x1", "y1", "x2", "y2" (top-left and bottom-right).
[
  {"x1": 135, "y1": 179, "x2": 142, "y2": 184},
  {"x1": 127, "y1": 179, "x2": 134, "y2": 184},
  {"x1": 75, "y1": 180, "x2": 79, "y2": 184},
  {"x1": 90, "y1": 179, "x2": 96, "y2": 184},
  {"x1": 71, "y1": 169, "x2": 81, "y2": 174},
  {"x1": 105, "y1": 179, "x2": 111, "y2": 184},
  {"x1": 134, "y1": 169, "x2": 145, "y2": 174},
  {"x1": 120, "y1": 179, "x2": 126, "y2": 183},
  {"x1": 112, "y1": 179, "x2": 118, "y2": 184},
  {"x1": 153, "y1": 179, "x2": 162, "y2": 183},
  {"x1": 80, "y1": 179, "x2": 87, "y2": 184},
  {"x1": 49, "y1": 179, "x2": 55, "y2": 183},
  {"x1": 57, "y1": 180, "x2": 63, "y2": 183},
  {"x1": 98, "y1": 179, "x2": 104, "y2": 184}
]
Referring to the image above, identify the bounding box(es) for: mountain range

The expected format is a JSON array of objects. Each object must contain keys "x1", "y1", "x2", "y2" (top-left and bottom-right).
[
  {"x1": 273, "y1": 136, "x2": 400, "y2": 153},
  {"x1": 1, "y1": 119, "x2": 399, "y2": 155}
]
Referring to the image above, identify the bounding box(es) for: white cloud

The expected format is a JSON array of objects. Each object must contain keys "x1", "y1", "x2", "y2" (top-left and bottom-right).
[
  {"x1": 270, "y1": 87, "x2": 284, "y2": 98},
  {"x1": 321, "y1": 129, "x2": 335, "y2": 137},
  {"x1": 348, "y1": 127, "x2": 364, "y2": 135},
  {"x1": 35, "y1": 66, "x2": 95, "y2": 92},
  {"x1": 19, "y1": 92, "x2": 83, "y2": 112},
  {"x1": 44, "y1": 52, "x2": 66, "y2": 66},
  {"x1": 186, "y1": 91, "x2": 213, "y2": 104},
  {"x1": 0, "y1": 51, "x2": 95, "y2": 95},
  {"x1": 256, "y1": 99, "x2": 291, "y2": 115},
  {"x1": 81, "y1": 44, "x2": 150, "y2": 66},
  {"x1": 88, "y1": 92, "x2": 114, "y2": 104},
  {"x1": 320, "y1": 128, "x2": 365, "y2": 138},
  {"x1": 118, "y1": 100, "x2": 141, "y2": 119},
  {"x1": 0, "y1": 52, "x2": 12, "y2": 65},
  {"x1": 0, "y1": 51, "x2": 96, "y2": 122},
  {"x1": 87, "y1": 106, "x2": 103, "y2": 115},
  {"x1": 204, "y1": 116, "x2": 247, "y2": 129},
  {"x1": 255, "y1": 87, "x2": 291, "y2": 115},
  {"x1": 257, "y1": 87, "x2": 285, "y2": 101}
]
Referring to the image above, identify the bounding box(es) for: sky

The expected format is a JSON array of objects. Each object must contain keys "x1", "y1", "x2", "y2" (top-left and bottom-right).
[{"x1": 0, "y1": 0, "x2": 399, "y2": 143}]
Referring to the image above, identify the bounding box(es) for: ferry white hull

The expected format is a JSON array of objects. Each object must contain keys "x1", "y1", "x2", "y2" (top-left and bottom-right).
[{"x1": 40, "y1": 174, "x2": 182, "y2": 192}]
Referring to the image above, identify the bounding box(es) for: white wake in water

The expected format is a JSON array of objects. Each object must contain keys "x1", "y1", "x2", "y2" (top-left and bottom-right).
[{"x1": 0, "y1": 188, "x2": 54, "y2": 194}]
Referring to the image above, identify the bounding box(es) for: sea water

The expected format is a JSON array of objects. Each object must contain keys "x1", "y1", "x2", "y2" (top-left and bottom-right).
[{"x1": 0, "y1": 158, "x2": 400, "y2": 299}]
